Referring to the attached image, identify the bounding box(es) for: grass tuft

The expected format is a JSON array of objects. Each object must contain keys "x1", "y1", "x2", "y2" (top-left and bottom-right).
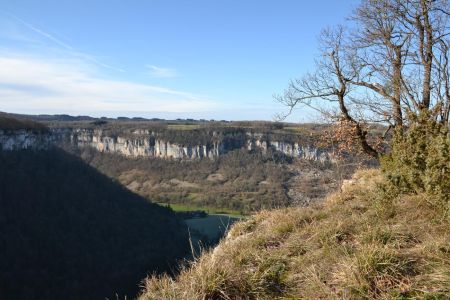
[{"x1": 139, "y1": 169, "x2": 450, "y2": 300}]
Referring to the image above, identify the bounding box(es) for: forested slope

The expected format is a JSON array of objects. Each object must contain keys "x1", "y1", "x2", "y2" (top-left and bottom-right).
[{"x1": 0, "y1": 148, "x2": 190, "y2": 300}]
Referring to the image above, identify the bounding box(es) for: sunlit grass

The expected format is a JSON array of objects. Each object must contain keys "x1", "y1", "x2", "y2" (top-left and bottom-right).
[{"x1": 142, "y1": 169, "x2": 450, "y2": 300}]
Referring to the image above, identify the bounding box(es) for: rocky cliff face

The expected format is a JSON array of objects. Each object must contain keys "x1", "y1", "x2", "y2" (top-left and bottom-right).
[
  {"x1": 69, "y1": 128, "x2": 333, "y2": 163},
  {"x1": 0, "y1": 127, "x2": 333, "y2": 163},
  {"x1": 71, "y1": 128, "x2": 224, "y2": 159},
  {"x1": 246, "y1": 136, "x2": 331, "y2": 163},
  {"x1": 0, "y1": 130, "x2": 53, "y2": 150}
]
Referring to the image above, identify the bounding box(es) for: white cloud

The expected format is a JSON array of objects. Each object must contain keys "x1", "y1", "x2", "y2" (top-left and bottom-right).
[
  {"x1": 0, "y1": 55, "x2": 218, "y2": 115},
  {"x1": 0, "y1": 12, "x2": 125, "y2": 72},
  {"x1": 0, "y1": 13, "x2": 217, "y2": 116},
  {"x1": 147, "y1": 65, "x2": 179, "y2": 78}
]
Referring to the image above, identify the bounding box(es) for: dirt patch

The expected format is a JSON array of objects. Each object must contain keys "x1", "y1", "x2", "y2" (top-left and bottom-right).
[
  {"x1": 126, "y1": 180, "x2": 141, "y2": 191},
  {"x1": 169, "y1": 178, "x2": 199, "y2": 189}
]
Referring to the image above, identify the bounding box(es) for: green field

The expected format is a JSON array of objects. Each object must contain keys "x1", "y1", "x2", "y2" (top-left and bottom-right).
[{"x1": 158, "y1": 203, "x2": 244, "y2": 218}]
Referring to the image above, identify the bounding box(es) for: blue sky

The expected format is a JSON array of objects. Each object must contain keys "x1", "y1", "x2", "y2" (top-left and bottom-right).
[{"x1": 0, "y1": 0, "x2": 359, "y2": 121}]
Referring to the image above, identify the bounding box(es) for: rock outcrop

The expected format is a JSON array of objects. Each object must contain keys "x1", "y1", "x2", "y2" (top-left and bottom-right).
[
  {"x1": 0, "y1": 130, "x2": 53, "y2": 150},
  {"x1": 71, "y1": 128, "x2": 224, "y2": 159},
  {"x1": 69, "y1": 128, "x2": 333, "y2": 162},
  {"x1": 0, "y1": 127, "x2": 334, "y2": 163}
]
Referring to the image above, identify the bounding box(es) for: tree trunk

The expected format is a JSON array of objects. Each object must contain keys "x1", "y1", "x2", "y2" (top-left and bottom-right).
[
  {"x1": 337, "y1": 92, "x2": 379, "y2": 159},
  {"x1": 393, "y1": 46, "x2": 404, "y2": 128},
  {"x1": 420, "y1": 0, "x2": 433, "y2": 109}
]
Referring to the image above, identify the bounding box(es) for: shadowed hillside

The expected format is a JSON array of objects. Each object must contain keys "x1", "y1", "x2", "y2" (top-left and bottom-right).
[
  {"x1": 0, "y1": 148, "x2": 190, "y2": 300},
  {"x1": 0, "y1": 113, "x2": 48, "y2": 132}
]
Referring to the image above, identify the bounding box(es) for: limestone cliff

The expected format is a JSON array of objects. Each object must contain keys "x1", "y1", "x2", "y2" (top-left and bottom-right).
[
  {"x1": 0, "y1": 127, "x2": 333, "y2": 163},
  {"x1": 71, "y1": 128, "x2": 223, "y2": 159},
  {"x1": 0, "y1": 130, "x2": 53, "y2": 150},
  {"x1": 69, "y1": 128, "x2": 333, "y2": 162}
]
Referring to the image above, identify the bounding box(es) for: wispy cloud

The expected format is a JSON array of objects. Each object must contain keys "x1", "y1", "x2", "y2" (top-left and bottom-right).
[
  {"x1": 0, "y1": 11, "x2": 125, "y2": 72},
  {"x1": 147, "y1": 65, "x2": 179, "y2": 78},
  {"x1": 0, "y1": 12, "x2": 219, "y2": 116},
  {"x1": 7, "y1": 13, "x2": 74, "y2": 50},
  {"x1": 0, "y1": 55, "x2": 217, "y2": 115},
  {"x1": 71, "y1": 51, "x2": 126, "y2": 73}
]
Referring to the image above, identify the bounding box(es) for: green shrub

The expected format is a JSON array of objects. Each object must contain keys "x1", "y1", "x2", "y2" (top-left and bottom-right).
[{"x1": 381, "y1": 113, "x2": 450, "y2": 214}]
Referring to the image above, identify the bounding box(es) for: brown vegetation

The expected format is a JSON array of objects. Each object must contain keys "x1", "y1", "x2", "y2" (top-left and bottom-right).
[
  {"x1": 73, "y1": 147, "x2": 342, "y2": 214},
  {"x1": 139, "y1": 169, "x2": 450, "y2": 299},
  {"x1": 0, "y1": 113, "x2": 48, "y2": 132}
]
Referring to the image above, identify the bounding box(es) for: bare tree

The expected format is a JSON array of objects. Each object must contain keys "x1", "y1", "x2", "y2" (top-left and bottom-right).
[
  {"x1": 277, "y1": 0, "x2": 449, "y2": 158},
  {"x1": 276, "y1": 26, "x2": 380, "y2": 158},
  {"x1": 349, "y1": 0, "x2": 411, "y2": 129}
]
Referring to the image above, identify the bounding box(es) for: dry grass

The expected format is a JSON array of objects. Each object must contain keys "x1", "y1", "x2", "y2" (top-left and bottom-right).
[{"x1": 139, "y1": 169, "x2": 450, "y2": 300}]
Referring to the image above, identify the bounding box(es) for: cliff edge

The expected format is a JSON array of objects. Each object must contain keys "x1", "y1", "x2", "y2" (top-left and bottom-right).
[{"x1": 139, "y1": 169, "x2": 450, "y2": 299}]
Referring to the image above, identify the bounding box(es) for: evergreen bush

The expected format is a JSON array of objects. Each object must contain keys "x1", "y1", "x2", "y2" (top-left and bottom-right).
[{"x1": 381, "y1": 113, "x2": 449, "y2": 214}]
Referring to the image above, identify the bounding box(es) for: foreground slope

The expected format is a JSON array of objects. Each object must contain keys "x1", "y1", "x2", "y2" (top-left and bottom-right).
[
  {"x1": 0, "y1": 148, "x2": 190, "y2": 300},
  {"x1": 140, "y1": 169, "x2": 449, "y2": 299}
]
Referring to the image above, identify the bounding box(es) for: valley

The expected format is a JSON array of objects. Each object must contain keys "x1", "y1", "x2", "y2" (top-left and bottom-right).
[
  {"x1": 1, "y1": 114, "x2": 346, "y2": 214},
  {"x1": 1, "y1": 1, "x2": 448, "y2": 298},
  {"x1": 0, "y1": 114, "x2": 348, "y2": 299}
]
